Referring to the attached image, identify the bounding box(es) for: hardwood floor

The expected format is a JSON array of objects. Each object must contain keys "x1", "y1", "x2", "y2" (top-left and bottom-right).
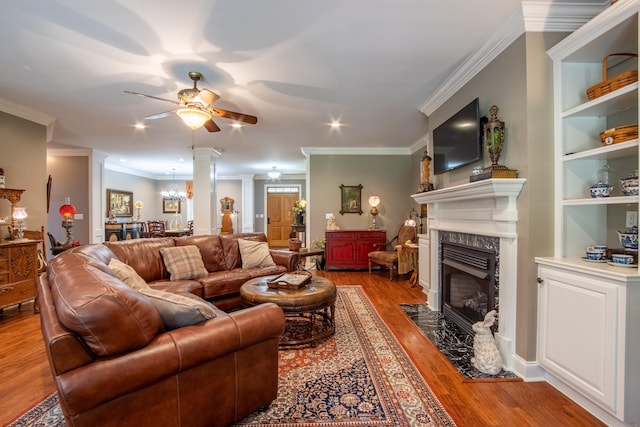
[{"x1": 0, "y1": 270, "x2": 604, "y2": 426}]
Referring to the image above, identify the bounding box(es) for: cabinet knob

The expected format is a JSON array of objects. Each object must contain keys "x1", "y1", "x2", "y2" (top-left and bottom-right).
[{"x1": 536, "y1": 277, "x2": 543, "y2": 284}]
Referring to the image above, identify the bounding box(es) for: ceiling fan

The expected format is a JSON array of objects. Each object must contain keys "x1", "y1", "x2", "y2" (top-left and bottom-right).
[{"x1": 125, "y1": 71, "x2": 258, "y2": 132}]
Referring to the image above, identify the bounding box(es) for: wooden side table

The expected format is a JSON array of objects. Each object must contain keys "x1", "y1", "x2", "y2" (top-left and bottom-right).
[
  {"x1": 290, "y1": 224, "x2": 306, "y2": 247},
  {"x1": 398, "y1": 243, "x2": 419, "y2": 287}
]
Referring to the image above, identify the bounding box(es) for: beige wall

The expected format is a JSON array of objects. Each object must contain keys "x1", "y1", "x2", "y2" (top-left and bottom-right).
[
  {"x1": 418, "y1": 32, "x2": 566, "y2": 360},
  {"x1": 47, "y1": 155, "x2": 89, "y2": 249},
  {"x1": 308, "y1": 154, "x2": 414, "y2": 247},
  {"x1": 0, "y1": 112, "x2": 47, "y2": 241}
]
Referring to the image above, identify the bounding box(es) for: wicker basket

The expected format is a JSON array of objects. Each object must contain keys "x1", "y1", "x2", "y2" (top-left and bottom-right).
[
  {"x1": 586, "y1": 53, "x2": 638, "y2": 101},
  {"x1": 600, "y1": 124, "x2": 639, "y2": 145}
]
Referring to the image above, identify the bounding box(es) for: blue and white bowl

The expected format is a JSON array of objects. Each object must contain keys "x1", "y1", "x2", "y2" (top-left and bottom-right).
[
  {"x1": 586, "y1": 250, "x2": 606, "y2": 261},
  {"x1": 611, "y1": 254, "x2": 634, "y2": 265},
  {"x1": 617, "y1": 226, "x2": 638, "y2": 250},
  {"x1": 589, "y1": 183, "x2": 613, "y2": 198},
  {"x1": 620, "y1": 170, "x2": 639, "y2": 196}
]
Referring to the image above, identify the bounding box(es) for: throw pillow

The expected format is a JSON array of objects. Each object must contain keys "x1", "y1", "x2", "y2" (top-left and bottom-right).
[
  {"x1": 138, "y1": 288, "x2": 217, "y2": 330},
  {"x1": 108, "y1": 258, "x2": 150, "y2": 290},
  {"x1": 238, "y1": 239, "x2": 276, "y2": 269},
  {"x1": 159, "y1": 245, "x2": 208, "y2": 280}
]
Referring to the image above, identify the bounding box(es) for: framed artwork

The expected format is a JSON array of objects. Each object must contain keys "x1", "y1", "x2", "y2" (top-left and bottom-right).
[
  {"x1": 163, "y1": 198, "x2": 181, "y2": 214},
  {"x1": 339, "y1": 184, "x2": 363, "y2": 215},
  {"x1": 107, "y1": 189, "x2": 133, "y2": 217}
]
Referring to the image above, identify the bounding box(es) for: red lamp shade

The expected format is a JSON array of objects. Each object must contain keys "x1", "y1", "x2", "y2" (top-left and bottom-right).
[{"x1": 59, "y1": 198, "x2": 76, "y2": 220}]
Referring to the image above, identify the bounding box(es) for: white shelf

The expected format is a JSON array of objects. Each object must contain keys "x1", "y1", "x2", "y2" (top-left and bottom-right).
[
  {"x1": 564, "y1": 195, "x2": 639, "y2": 205},
  {"x1": 562, "y1": 83, "x2": 638, "y2": 118},
  {"x1": 563, "y1": 139, "x2": 638, "y2": 161}
]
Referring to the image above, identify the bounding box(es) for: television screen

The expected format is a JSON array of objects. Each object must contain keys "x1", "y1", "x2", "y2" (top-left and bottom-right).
[{"x1": 432, "y1": 98, "x2": 482, "y2": 175}]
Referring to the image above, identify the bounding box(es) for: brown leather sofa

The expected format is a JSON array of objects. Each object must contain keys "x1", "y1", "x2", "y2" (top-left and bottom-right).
[
  {"x1": 102, "y1": 232, "x2": 300, "y2": 310},
  {"x1": 38, "y1": 233, "x2": 293, "y2": 426}
]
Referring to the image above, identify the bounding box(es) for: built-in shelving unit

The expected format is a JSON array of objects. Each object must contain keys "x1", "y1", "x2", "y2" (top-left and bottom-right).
[{"x1": 536, "y1": 2, "x2": 640, "y2": 426}]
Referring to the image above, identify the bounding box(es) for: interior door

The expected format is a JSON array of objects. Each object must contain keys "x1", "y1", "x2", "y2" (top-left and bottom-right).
[{"x1": 267, "y1": 192, "x2": 298, "y2": 247}]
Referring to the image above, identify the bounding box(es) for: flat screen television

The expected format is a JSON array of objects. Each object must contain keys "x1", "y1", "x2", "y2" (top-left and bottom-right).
[{"x1": 432, "y1": 98, "x2": 483, "y2": 175}]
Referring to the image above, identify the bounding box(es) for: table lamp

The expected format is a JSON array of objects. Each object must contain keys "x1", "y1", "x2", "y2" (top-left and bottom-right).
[
  {"x1": 59, "y1": 197, "x2": 76, "y2": 245},
  {"x1": 368, "y1": 195, "x2": 381, "y2": 230},
  {"x1": 12, "y1": 207, "x2": 28, "y2": 240}
]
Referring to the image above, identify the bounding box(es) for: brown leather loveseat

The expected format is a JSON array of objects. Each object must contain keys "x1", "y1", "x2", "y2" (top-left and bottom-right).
[{"x1": 38, "y1": 232, "x2": 294, "y2": 426}]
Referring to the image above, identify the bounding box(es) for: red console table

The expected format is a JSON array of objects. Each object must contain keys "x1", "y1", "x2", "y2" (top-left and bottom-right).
[{"x1": 325, "y1": 230, "x2": 386, "y2": 270}]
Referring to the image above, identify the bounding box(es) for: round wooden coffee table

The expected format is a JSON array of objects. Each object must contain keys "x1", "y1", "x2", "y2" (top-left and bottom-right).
[{"x1": 240, "y1": 275, "x2": 336, "y2": 347}]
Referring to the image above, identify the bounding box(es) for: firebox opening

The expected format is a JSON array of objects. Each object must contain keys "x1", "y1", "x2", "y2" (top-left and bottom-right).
[{"x1": 441, "y1": 242, "x2": 496, "y2": 337}]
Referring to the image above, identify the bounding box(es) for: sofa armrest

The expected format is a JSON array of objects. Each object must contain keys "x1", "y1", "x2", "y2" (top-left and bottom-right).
[
  {"x1": 56, "y1": 303, "x2": 285, "y2": 416},
  {"x1": 270, "y1": 249, "x2": 300, "y2": 271}
]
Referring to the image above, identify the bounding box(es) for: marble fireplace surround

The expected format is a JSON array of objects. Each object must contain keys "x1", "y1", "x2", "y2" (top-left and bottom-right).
[{"x1": 412, "y1": 178, "x2": 526, "y2": 370}]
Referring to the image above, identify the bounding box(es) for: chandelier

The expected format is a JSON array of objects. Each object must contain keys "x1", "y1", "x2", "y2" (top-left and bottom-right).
[
  {"x1": 161, "y1": 169, "x2": 187, "y2": 201},
  {"x1": 268, "y1": 166, "x2": 281, "y2": 179}
]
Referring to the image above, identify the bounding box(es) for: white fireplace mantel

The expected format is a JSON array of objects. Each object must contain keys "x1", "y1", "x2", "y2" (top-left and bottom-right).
[
  {"x1": 411, "y1": 178, "x2": 526, "y2": 238},
  {"x1": 411, "y1": 178, "x2": 526, "y2": 372}
]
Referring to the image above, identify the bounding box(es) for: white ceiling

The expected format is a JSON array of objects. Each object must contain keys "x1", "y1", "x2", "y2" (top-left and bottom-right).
[{"x1": 0, "y1": 1, "x2": 606, "y2": 179}]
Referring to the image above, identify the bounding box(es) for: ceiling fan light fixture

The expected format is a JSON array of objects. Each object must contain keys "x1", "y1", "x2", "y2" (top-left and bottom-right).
[{"x1": 177, "y1": 108, "x2": 211, "y2": 129}]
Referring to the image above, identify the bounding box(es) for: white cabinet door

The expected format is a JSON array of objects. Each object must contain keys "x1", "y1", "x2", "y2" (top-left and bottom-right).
[{"x1": 537, "y1": 264, "x2": 619, "y2": 412}]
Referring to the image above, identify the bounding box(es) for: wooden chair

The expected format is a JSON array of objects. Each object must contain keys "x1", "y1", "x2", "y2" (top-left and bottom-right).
[
  {"x1": 144, "y1": 220, "x2": 166, "y2": 238},
  {"x1": 368, "y1": 224, "x2": 417, "y2": 281}
]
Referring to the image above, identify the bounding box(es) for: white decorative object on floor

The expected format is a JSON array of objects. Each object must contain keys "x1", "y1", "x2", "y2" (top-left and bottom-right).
[{"x1": 471, "y1": 310, "x2": 503, "y2": 375}]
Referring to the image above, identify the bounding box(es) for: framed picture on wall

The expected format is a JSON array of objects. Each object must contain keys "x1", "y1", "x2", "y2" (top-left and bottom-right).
[
  {"x1": 339, "y1": 184, "x2": 363, "y2": 215},
  {"x1": 107, "y1": 189, "x2": 133, "y2": 217},
  {"x1": 163, "y1": 198, "x2": 181, "y2": 214}
]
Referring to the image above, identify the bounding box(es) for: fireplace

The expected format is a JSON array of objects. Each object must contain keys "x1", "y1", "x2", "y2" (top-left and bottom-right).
[
  {"x1": 411, "y1": 178, "x2": 525, "y2": 371},
  {"x1": 441, "y1": 242, "x2": 496, "y2": 337}
]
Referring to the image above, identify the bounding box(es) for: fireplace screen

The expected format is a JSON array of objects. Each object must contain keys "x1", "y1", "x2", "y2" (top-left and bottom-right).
[{"x1": 441, "y1": 242, "x2": 496, "y2": 336}]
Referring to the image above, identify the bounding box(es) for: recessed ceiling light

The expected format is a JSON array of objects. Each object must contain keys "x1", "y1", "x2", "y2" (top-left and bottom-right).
[
  {"x1": 134, "y1": 123, "x2": 146, "y2": 129},
  {"x1": 330, "y1": 121, "x2": 342, "y2": 128},
  {"x1": 231, "y1": 123, "x2": 242, "y2": 128}
]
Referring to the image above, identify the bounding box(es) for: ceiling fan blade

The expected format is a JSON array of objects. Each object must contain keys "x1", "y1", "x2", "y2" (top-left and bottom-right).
[
  {"x1": 203, "y1": 119, "x2": 221, "y2": 132},
  {"x1": 208, "y1": 108, "x2": 258, "y2": 125},
  {"x1": 144, "y1": 110, "x2": 177, "y2": 120},
  {"x1": 124, "y1": 90, "x2": 180, "y2": 106},
  {"x1": 194, "y1": 89, "x2": 219, "y2": 106}
]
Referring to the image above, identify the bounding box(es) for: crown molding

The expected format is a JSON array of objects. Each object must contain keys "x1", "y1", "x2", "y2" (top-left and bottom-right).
[
  {"x1": 409, "y1": 137, "x2": 429, "y2": 155},
  {"x1": 104, "y1": 162, "x2": 159, "y2": 180},
  {"x1": 300, "y1": 146, "x2": 411, "y2": 157},
  {"x1": 47, "y1": 148, "x2": 92, "y2": 157},
  {"x1": 522, "y1": 2, "x2": 608, "y2": 32},
  {"x1": 0, "y1": 96, "x2": 56, "y2": 142},
  {"x1": 419, "y1": 1, "x2": 606, "y2": 117}
]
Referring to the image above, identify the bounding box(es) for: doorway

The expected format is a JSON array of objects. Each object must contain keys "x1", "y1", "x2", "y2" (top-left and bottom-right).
[{"x1": 266, "y1": 186, "x2": 300, "y2": 247}]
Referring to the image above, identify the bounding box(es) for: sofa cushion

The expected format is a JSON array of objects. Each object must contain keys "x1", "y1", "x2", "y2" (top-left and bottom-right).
[
  {"x1": 48, "y1": 253, "x2": 164, "y2": 357},
  {"x1": 238, "y1": 239, "x2": 276, "y2": 268},
  {"x1": 138, "y1": 288, "x2": 217, "y2": 330},
  {"x1": 105, "y1": 238, "x2": 176, "y2": 282},
  {"x1": 160, "y1": 245, "x2": 208, "y2": 280},
  {"x1": 108, "y1": 258, "x2": 150, "y2": 290},
  {"x1": 175, "y1": 235, "x2": 226, "y2": 272},
  {"x1": 220, "y1": 233, "x2": 267, "y2": 270}
]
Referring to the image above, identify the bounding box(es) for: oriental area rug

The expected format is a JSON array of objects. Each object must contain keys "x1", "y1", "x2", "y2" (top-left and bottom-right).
[{"x1": 9, "y1": 287, "x2": 456, "y2": 427}]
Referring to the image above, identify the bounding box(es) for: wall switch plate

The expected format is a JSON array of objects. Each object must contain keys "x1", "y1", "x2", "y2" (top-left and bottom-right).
[
  {"x1": 626, "y1": 211, "x2": 637, "y2": 228},
  {"x1": 325, "y1": 213, "x2": 333, "y2": 219},
  {"x1": 74, "y1": 213, "x2": 83, "y2": 220}
]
